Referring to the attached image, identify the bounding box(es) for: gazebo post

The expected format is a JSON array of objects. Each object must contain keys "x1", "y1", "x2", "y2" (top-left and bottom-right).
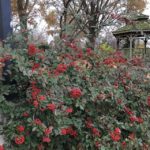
[
  {"x1": 116, "y1": 38, "x2": 120, "y2": 50},
  {"x1": 144, "y1": 38, "x2": 147, "y2": 57},
  {"x1": 129, "y1": 36, "x2": 133, "y2": 58}
]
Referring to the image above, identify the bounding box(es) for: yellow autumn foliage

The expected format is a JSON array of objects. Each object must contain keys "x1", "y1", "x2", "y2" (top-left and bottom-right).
[
  {"x1": 45, "y1": 11, "x2": 57, "y2": 27},
  {"x1": 11, "y1": 0, "x2": 18, "y2": 15},
  {"x1": 127, "y1": 0, "x2": 147, "y2": 12}
]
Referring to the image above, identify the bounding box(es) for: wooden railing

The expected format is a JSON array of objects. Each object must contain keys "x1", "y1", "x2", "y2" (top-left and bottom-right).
[{"x1": 122, "y1": 48, "x2": 150, "y2": 60}]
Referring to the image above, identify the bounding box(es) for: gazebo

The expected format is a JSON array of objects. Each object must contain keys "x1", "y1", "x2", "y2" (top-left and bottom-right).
[{"x1": 113, "y1": 14, "x2": 150, "y2": 58}]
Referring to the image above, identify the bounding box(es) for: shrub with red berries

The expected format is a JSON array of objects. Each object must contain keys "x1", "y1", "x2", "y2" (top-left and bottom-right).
[{"x1": 0, "y1": 39, "x2": 150, "y2": 150}]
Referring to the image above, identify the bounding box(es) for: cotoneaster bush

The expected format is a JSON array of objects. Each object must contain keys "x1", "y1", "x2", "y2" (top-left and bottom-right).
[{"x1": 0, "y1": 40, "x2": 150, "y2": 150}]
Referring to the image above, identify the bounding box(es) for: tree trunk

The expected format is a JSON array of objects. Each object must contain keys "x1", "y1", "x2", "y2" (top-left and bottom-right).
[
  {"x1": 17, "y1": 0, "x2": 29, "y2": 41},
  {"x1": 19, "y1": 14, "x2": 27, "y2": 30},
  {"x1": 87, "y1": 20, "x2": 97, "y2": 49},
  {"x1": 19, "y1": 13, "x2": 28, "y2": 39},
  {"x1": 87, "y1": 33, "x2": 96, "y2": 49}
]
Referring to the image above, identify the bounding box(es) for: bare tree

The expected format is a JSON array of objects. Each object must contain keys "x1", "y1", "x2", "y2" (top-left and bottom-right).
[
  {"x1": 81, "y1": 0, "x2": 119, "y2": 48},
  {"x1": 58, "y1": 0, "x2": 123, "y2": 48},
  {"x1": 57, "y1": 0, "x2": 148, "y2": 48},
  {"x1": 11, "y1": 0, "x2": 38, "y2": 38}
]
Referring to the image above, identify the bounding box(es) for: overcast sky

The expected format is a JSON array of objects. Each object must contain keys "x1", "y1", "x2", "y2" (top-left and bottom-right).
[{"x1": 143, "y1": 1, "x2": 150, "y2": 16}]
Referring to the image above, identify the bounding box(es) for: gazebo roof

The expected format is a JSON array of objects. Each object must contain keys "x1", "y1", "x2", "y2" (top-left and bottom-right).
[
  {"x1": 131, "y1": 14, "x2": 149, "y2": 21},
  {"x1": 113, "y1": 14, "x2": 150, "y2": 36}
]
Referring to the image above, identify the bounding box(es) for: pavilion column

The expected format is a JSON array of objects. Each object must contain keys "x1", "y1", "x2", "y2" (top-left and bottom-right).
[
  {"x1": 129, "y1": 36, "x2": 133, "y2": 58},
  {"x1": 0, "y1": 0, "x2": 12, "y2": 40},
  {"x1": 144, "y1": 38, "x2": 147, "y2": 57},
  {"x1": 116, "y1": 38, "x2": 120, "y2": 50}
]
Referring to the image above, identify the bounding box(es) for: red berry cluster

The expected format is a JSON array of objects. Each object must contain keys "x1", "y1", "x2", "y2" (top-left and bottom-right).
[
  {"x1": 70, "y1": 88, "x2": 82, "y2": 99},
  {"x1": 103, "y1": 51, "x2": 127, "y2": 67},
  {"x1": 47, "y1": 103, "x2": 56, "y2": 111},
  {"x1": 86, "y1": 120, "x2": 101, "y2": 137},
  {"x1": 147, "y1": 96, "x2": 150, "y2": 107},
  {"x1": 0, "y1": 145, "x2": 4, "y2": 150},
  {"x1": 17, "y1": 125, "x2": 25, "y2": 132},
  {"x1": 61, "y1": 127, "x2": 77, "y2": 137},
  {"x1": 110, "y1": 128, "x2": 121, "y2": 142},
  {"x1": 15, "y1": 135, "x2": 25, "y2": 145},
  {"x1": 56, "y1": 64, "x2": 68, "y2": 74}
]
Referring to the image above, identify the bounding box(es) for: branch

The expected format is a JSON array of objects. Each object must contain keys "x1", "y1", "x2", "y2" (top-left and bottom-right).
[
  {"x1": 82, "y1": 0, "x2": 89, "y2": 15},
  {"x1": 24, "y1": 0, "x2": 29, "y2": 10},
  {"x1": 27, "y1": 0, "x2": 38, "y2": 15},
  {"x1": 68, "y1": 1, "x2": 84, "y2": 24},
  {"x1": 17, "y1": 0, "x2": 23, "y2": 12}
]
